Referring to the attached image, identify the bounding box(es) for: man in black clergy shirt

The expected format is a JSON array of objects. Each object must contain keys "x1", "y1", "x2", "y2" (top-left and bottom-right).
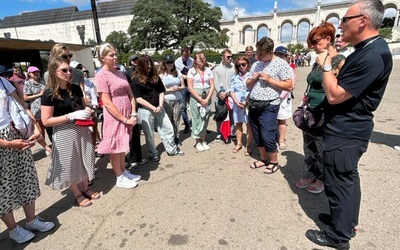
[{"x1": 305, "y1": 0, "x2": 393, "y2": 249}]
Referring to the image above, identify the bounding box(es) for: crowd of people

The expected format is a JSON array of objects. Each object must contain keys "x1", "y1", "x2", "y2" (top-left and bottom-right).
[{"x1": 0, "y1": 0, "x2": 393, "y2": 248}]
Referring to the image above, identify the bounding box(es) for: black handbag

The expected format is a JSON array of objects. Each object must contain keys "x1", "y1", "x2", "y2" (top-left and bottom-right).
[{"x1": 213, "y1": 98, "x2": 228, "y2": 122}]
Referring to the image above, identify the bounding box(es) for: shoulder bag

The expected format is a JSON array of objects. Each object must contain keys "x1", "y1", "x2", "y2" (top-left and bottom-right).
[
  {"x1": 1, "y1": 78, "x2": 34, "y2": 139},
  {"x1": 292, "y1": 84, "x2": 324, "y2": 137}
]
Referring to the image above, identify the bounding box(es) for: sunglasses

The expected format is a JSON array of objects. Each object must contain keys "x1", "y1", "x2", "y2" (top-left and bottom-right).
[
  {"x1": 62, "y1": 53, "x2": 74, "y2": 59},
  {"x1": 165, "y1": 61, "x2": 174, "y2": 64},
  {"x1": 226, "y1": 56, "x2": 232, "y2": 59},
  {"x1": 58, "y1": 68, "x2": 73, "y2": 74},
  {"x1": 238, "y1": 63, "x2": 247, "y2": 67},
  {"x1": 341, "y1": 14, "x2": 364, "y2": 23},
  {"x1": 311, "y1": 37, "x2": 326, "y2": 45}
]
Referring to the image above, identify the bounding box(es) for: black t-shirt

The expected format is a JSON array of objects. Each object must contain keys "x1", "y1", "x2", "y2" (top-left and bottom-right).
[
  {"x1": 124, "y1": 67, "x2": 135, "y2": 84},
  {"x1": 323, "y1": 36, "x2": 393, "y2": 142},
  {"x1": 131, "y1": 76, "x2": 166, "y2": 108},
  {"x1": 41, "y1": 84, "x2": 84, "y2": 117}
]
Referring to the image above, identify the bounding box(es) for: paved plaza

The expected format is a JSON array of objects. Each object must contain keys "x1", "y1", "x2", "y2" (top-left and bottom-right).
[{"x1": 0, "y1": 60, "x2": 399, "y2": 249}]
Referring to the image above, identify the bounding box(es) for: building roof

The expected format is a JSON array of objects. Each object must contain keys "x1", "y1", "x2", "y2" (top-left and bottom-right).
[
  {"x1": 0, "y1": 0, "x2": 136, "y2": 29},
  {"x1": 0, "y1": 38, "x2": 90, "y2": 52}
]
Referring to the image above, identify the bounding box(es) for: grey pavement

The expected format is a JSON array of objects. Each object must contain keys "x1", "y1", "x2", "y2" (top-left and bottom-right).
[{"x1": 1, "y1": 60, "x2": 399, "y2": 249}]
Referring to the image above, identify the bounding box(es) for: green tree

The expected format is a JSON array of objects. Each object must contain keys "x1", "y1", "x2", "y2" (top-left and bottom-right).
[
  {"x1": 86, "y1": 38, "x2": 97, "y2": 46},
  {"x1": 287, "y1": 43, "x2": 308, "y2": 54},
  {"x1": 381, "y1": 17, "x2": 395, "y2": 28},
  {"x1": 128, "y1": 0, "x2": 228, "y2": 52},
  {"x1": 105, "y1": 31, "x2": 131, "y2": 54}
]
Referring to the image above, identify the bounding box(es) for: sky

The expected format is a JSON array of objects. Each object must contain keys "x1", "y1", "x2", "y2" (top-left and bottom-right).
[{"x1": 1, "y1": 0, "x2": 397, "y2": 20}]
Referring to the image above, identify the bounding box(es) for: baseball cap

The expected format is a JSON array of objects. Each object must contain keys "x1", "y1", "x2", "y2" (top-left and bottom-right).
[
  {"x1": 0, "y1": 65, "x2": 13, "y2": 75},
  {"x1": 274, "y1": 46, "x2": 289, "y2": 56},
  {"x1": 164, "y1": 55, "x2": 175, "y2": 63},
  {"x1": 70, "y1": 61, "x2": 82, "y2": 69},
  {"x1": 130, "y1": 54, "x2": 138, "y2": 61},
  {"x1": 27, "y1": 66, "x2": 41, "y2": 73}
]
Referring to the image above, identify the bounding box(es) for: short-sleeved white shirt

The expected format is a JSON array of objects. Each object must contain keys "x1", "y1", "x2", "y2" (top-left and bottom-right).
[
  {"x1": 187, "y1": 67, "x2": 214, "y2": 90},
  {"x1": 249, "y1": 57, "x2": 292, "y2": 105}
]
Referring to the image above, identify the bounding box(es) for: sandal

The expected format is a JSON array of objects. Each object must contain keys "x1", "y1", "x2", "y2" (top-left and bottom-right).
[
  {"x1": 75, "y1": 194, "x2": 93, "y2": 207},
  {"x1": 244, "y1": 146, "x2": 252, "y2": 156},
  {"x1": 263, "y1": 162, "x2": 280, "y2": 174},
  {"x1": 295, "y1": 178, "x2": 314, "y2": 189},
  {"x1": 232, "y1": 144, "x2": 242, "y2": 153},
  {"x1": 83, "y1": 190, "x2": 101, "y2": 200},
  {"x1": 307, "y1": 182, "x2": 325, "y2": 194},
  {"x1": 279, "y1": 140, "x2": 286, "y2": 150},
  {"x1": 250, "y1": 159, "x2": 269, "y2": 169}
]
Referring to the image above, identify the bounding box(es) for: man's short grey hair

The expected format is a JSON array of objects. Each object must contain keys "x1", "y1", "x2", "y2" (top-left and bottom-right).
[{"x1": 351, "y1": 0, "x2": 384, "y2": 30}]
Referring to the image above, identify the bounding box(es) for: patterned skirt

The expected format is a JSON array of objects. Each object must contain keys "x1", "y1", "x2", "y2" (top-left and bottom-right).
[
  {"x1": 45, "y1": 122, "x2": 95, "y2": 190},
  {"x1": 0, "y1": 124, "x2": 40, "y2": 217}
]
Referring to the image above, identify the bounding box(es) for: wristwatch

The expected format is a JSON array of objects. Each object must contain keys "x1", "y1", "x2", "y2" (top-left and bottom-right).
[{"x1": 323, "y1": 65, "x2": 333, "y2": 72}]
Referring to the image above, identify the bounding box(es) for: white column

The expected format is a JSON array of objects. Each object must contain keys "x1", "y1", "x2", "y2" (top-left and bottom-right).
[
  {"x1": 277, "y1": 26, "x2": 281, "y2": 41},
  {"x1": 239, "y1": 31, "x2": 242, "y2": 45},
  {"x1": 395, "y1": 9, "x2": 400, "y2": 27}
]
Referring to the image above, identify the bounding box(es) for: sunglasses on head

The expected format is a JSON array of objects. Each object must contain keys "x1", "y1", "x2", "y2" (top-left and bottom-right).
[
  {"x1": 58, "y1": 68, "x2": 73, "y2": 73},
  {"x1": 341, "y1": 14, "x2": 364, "y2": 23},
  {"x1": 62, "y1": 53, "x2": 73, "y2": 59}
]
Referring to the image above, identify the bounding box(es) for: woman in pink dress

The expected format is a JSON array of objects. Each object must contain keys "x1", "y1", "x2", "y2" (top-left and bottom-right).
[{"x1": 95, "y1": 43, "x2": 141, "y2": 189}]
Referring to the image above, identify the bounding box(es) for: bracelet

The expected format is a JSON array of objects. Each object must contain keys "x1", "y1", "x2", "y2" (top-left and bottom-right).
[
  {"x1": 130, "y1": 113, "x2": 137, "y2": 117},
  {"x1": 65, "y1": 114, "x2": 69, "y2": 121}
]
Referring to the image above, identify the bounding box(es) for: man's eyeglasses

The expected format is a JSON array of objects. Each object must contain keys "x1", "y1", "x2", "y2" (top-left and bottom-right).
[
  {"x1": 341, "y1": 14, "x2": 364, "y2": 23},
  {"x1": 58, "y1": 68, "x2": 73, "y2": 74},
  {"x1": 226, "y1": 56, "x2": 232, "y2": 59},
  {"x1": 62, "y1": 53, "x2": 74, "y2": 59},
  {"x1": 311, "y1": 37, "x2": 326, "y2": 45}
]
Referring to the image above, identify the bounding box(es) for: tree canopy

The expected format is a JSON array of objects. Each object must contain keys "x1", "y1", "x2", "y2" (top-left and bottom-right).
[
  {"x1": 128, "y1": 0, "x2": 228, "y2": 52},
  {"x1": 105, "y1": 31, "x2": 131, "y2": 54}
]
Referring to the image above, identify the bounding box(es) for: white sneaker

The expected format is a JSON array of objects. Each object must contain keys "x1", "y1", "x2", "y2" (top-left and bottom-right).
[
  {"x1": 215, "y1": 134, "x2": 221, "y2": 142},
  {"x1": 123, "y1": 170, "x2": 141, "y2": 182},
  {"x1": 116, "y1": 175, "x2": 138, "y2": 189},
  {"x1": 394, "y1": 146, "x2": 400, "y2": 150},
  {"x1": 202, "y1": 142, "x2": 210, "y2": 150},
  {"x1": 9, "y1": 225, "x2": 35, "y2": 244},
  {"x1": 195, "y1": 142, "x2": 206, "y2": 151},
  {"x1": 26, "y1": 217, "x2": 55, "y2": 232}
]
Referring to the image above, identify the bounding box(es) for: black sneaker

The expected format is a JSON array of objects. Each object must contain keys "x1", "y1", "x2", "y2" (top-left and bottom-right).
[{"x1": 182, "y1": 126, "x2": 190, "y2": 134}]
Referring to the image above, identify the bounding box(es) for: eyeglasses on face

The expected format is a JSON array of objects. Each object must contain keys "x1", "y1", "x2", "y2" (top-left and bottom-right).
[
  {"x1": 62, "y1": 53, "x2": 73, "y2": 59},
  {"x1": 58, "y1": 68, "x2": 73, "y2": 74},
  {"x1": 341, "y1": 14, "x2": 364, "y2": 23},
  {"x1": 238, "y1": 63, "x2": 247, "y2": 67},
  {"x1": 165, "y1": 61, "x2": 174, "y2": 65},
  {"x1": 226, "y1": 56, "x2": 233, "y2": 59},
  {"x1": 311, "y1": 37, "x2": 326, "y2": 45}
]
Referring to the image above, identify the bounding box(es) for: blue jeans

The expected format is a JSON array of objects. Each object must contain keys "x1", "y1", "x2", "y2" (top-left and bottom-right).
[{"x1": 181, "y1": 87, "x2": 190, "y2": 127}]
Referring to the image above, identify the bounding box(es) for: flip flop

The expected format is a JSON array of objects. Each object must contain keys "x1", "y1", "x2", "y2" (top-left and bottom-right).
[{"x1": 295, "y1": 179, "x2": 314, "y2": 189}]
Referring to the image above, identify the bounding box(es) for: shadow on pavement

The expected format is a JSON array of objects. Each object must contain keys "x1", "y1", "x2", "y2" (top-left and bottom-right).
[
  {"x1": 281, "y1": 150, "x2": 329, "y2": 230},
  {"x1": 370, "y1": 130, "x2": 400, "y2": 148}
]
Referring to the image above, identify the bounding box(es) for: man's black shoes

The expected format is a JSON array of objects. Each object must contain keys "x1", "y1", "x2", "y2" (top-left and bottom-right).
[
  {"x1": 306, "y1": 230, "x2": 350, "y2": 250},
  {"x1": 319, "y1": 213, "x2": 357, "y2": 238}
]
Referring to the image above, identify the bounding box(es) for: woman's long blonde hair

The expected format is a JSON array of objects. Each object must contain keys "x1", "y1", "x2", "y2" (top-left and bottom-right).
[{"x1": 46, "y1": 57, "x2": 71, "y2": 100}]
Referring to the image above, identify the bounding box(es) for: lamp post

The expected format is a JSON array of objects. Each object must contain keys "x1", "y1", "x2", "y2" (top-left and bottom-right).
[
  {"x1": 91, "y1": 0, "x2": 102, "y2": 44},
  {"x1": 76, "y1": 25, "x2": 86, "y2": 45}
]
